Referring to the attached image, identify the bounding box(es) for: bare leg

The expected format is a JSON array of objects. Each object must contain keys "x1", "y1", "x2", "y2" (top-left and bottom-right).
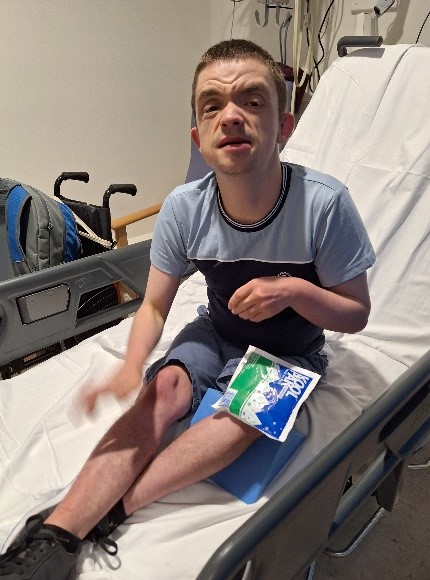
[
  {"x1": 123, "y1": 411, "x2": 261, "y2": 515},
  {"x1": 45, "y1": 365, "x2": 192, "y2": 539}
]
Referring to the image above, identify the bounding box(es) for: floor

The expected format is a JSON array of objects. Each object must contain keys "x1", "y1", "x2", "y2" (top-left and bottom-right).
[{"x1": 309, "y1": 444, "x2": 430, "y2": 580}]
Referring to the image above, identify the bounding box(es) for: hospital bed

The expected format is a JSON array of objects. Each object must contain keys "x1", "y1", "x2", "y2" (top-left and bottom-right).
[{"x1": 0, "y1": 43, "x2": 429, "y2": 579}]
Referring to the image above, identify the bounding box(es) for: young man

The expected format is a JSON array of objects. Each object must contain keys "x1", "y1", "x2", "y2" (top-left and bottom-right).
[{"x1": 0, "y1": 39, "x2": 375, "y2": 579}]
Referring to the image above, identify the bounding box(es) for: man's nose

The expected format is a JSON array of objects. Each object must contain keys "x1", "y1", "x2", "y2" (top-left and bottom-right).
[{"x1": 220, "y1": 102, "x2": 244, "y2": 127}]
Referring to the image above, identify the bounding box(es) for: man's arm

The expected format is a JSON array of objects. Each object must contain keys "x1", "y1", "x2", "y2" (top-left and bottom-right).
[
  {"x1": 123, "y1": 265, "x2": 182, "y2": 373},
  {"x1": 81, "y1": 265, "x2": 182, "y2": 412},
  {"x1": 228, "y1": 272, "x2": 371, "y2": 333}
]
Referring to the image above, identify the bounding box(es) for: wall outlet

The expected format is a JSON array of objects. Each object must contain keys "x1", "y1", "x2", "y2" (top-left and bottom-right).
[{"x1": 351, "y1": 0, "x2": 398, "y2": 14}]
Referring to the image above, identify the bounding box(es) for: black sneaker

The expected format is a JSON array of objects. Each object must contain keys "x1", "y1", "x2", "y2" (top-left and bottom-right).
[
  {"x1": 0, "y1": 519, "x2": 78, "y2": 579},
  {"x1": 3, "y1": 498, "x2": 122, "y2": 563},
  {"x1": 2, "y1": 490, "x2": 66, "y2": 556},
  {"x1": 3, "y1": 509, "x2": 55, "y2": 554}
]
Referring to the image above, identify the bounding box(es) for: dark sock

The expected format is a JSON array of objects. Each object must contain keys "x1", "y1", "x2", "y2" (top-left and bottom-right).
[
  {"x1": 108, "y1": 498, "x2": 128, "y2": 529},
  {"x1": 86, "y1": 498, "x2": 128, "y2": 541},
  {"x1": 43, "y1": 524, "x2": 80, "y2": 553}
]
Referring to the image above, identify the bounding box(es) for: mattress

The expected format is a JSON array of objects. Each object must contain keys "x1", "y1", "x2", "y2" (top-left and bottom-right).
[{"x1": 0, "y1": 269, "x2": 413, "y2": 579}]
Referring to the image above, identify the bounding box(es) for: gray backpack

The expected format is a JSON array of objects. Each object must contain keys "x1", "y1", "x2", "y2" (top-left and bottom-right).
[{"x1": 0, "y1": 178, "x2": 81, "y2": 281}]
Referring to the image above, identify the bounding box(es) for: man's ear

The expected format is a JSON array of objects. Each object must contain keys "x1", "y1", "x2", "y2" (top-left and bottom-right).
[
  {"x1": 277, "y1": 112, "x2": 295, "y2": 146},
  {"x1": 191, "y1": 126, "x2": 200, "y2": 149}
]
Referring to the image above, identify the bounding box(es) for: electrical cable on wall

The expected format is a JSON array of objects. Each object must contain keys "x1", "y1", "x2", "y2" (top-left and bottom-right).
[
  {"x1": 310, "y1": 0, "x2": 335, "y2": 91},
  {"x1": 290, "y1": 0, "x2": 320, "y2": 113},
  {"x1": 231, "y1": 1, "x2": 325, "y2": 112},
  {"x1": 252, "y1": 1, "x2": 321, "y2": 113},
  {"x1": 279, "y1": 11, "x2": 292, "y2": 67},
  {"x1": 416, "y1": 10, "x2": 430, "y2": 44},
  {"x1": 230, "y1": 0, "x2": 245, "y2": 40}
]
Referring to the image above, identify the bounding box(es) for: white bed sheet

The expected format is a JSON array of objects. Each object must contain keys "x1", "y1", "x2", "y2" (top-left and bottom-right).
[
  {"x1": 1, "y1": 44, "x2": 429, "y2": 579},
  {"x1": 0, "y1": 272, "x2": 412, "y2": 579}
]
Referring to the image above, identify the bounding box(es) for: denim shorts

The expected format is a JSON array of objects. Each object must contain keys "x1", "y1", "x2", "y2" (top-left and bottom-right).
[{"x1": 145, "y1": 305, "x2": 328, "y2": 412}]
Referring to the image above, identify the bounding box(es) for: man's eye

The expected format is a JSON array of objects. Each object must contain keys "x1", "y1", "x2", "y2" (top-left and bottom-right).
[
  {"x1": 203, "y1": 104, "x2": 218, "y2": 114},
  {"x1": 248, "y1": 99, "x2": 262, "y2": 108}
]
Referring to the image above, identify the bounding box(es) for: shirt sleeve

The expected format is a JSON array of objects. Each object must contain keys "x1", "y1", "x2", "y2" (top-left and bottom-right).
[
  {"x1": 150, "y1": 195, "x2": 190, "y2": 277},
  {"x1": 314, "y1": 185, "x2": 376, "y2": 288}
]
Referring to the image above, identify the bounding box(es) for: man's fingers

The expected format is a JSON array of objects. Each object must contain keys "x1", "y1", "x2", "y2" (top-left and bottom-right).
[
  {"x1": 237, "y1": 304, "x2": 264, "y2": 321},
  {"x1": 228, "y1": 282, "x2": 253, "y2": 311},
  {"x1": 80, "y1": 389, "x2": 97, "y2": 415},
  {"x1": 229, "y1": 294, "x2": 254, "y2": 315},
  {"x1": 78, "y1": 384, "x2": 108, "y2": 415}
]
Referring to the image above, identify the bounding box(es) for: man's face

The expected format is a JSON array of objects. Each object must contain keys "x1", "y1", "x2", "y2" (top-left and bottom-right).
[{"x1": 191, "y1": 58, "x2": 292, "y2": 178}]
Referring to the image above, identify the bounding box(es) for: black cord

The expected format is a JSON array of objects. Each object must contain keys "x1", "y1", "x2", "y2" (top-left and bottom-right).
[
  {"x1": 416, "y1": 10, "x2": 430, "y2": 44},
  {"x1": 309, "y1": 0, "x2": 335, "y2": 92},
  {"x1": 305, "y1": 1, "x2": 319, "y2": 87},
  {"x1": 316, "y1": 0, "x2": 335, "y2": 68}
]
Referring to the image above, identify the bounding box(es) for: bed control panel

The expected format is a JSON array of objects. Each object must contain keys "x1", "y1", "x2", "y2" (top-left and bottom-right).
[{"x1": 16, "y1": 284, "x2": 70, "y2": 324}]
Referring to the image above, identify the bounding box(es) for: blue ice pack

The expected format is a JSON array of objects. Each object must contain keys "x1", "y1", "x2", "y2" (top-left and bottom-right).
[{"x1": 191, "y1": 388, "x2": 306, "y2": 504}]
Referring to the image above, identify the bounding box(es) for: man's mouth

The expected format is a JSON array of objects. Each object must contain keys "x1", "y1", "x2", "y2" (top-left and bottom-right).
[{"x1": 218, "y1": 137, "x2": 251, "y2": 149}]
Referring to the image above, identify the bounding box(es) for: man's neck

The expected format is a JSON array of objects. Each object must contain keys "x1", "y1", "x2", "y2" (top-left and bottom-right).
[{"x1": 216, "y1": 164, "x2": 283, "y2": 225}]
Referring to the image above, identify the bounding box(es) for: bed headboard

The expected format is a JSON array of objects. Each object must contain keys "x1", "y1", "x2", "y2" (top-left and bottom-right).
[{"x1": 281, "y1": 44, "x2": 430, "y2": 368}]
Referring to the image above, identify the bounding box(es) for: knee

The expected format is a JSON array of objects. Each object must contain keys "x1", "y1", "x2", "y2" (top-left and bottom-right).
[
  {"x1": 149, "y1": 364, "x2": 192, "y2": 417},
  {"x1": 154, "y1": 364, "x2": 189, "y2": 392}
]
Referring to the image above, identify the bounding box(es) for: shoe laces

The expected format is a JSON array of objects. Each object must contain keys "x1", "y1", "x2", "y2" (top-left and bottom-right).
[
  {"x1": 6, "y1": 513, "x2": 44, "y2": 551},
  {"x1": 0, "y1": 528, "x2": 62, "y2": 574},
  {"x1": 86, "y1": 515, "x2": 118, "y2": 555},
  {"x1": 93, "y1": 535, "x2": 118, "y2": 556}
]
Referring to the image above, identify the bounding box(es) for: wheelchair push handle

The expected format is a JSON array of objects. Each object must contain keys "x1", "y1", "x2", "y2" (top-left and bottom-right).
[
  {"x1": 54, "y1": 172, "x2": 90, "y2": 200},
  {"x1": 102, "y1": 184, "x2": 137, "y2": 208}
]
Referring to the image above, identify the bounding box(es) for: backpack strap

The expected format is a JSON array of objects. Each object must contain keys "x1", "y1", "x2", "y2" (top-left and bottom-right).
[
  {"x1": 0, "y1": 180, "x2": 23, "y2": 280},
  {"x1": 5, "y1": 184, "x2": 33, "y2": 275}
]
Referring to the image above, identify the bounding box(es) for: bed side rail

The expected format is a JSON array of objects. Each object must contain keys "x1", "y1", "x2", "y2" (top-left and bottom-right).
[
  {"x1": 0, "y1": 241, "x2": 151, "y2": 369},
  {"x1": 197, "y1": 349, "x2": 430, "y2": 580}
]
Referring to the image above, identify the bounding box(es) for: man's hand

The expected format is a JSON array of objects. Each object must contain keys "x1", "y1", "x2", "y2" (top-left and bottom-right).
[
  {"x1": 229, "y1": 272, "x2": 371, "y2": 333},
  {"x1": 228, "y1": 276, "x2": 293, "y2": 322},
  {"x1": 79, "y1": 362, "x2": 144, "y2": 415}
]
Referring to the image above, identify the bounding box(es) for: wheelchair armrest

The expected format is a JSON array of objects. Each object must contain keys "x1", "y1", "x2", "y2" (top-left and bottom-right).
[{"x1": 111, "y1": 202, "x2": 162, "y2": 247}]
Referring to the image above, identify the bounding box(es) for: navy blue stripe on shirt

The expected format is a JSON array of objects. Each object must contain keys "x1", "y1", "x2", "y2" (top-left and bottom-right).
[{"x1": 216, "y1": 164, "x2": 292, "y2": 232}]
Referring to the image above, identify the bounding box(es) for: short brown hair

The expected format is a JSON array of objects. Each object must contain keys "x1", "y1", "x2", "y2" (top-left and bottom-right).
[{"x1": 191, "y1": 39, "x2": 287, "y2": 121}]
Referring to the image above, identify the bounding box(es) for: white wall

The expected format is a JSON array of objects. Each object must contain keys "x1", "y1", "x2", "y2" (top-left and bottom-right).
[
  {"x1": 1, "y1": 1, "x2": 429, "y2": 241},
  {"x1": 0, "y1": 0, "x2": 209, "y2": 239}
]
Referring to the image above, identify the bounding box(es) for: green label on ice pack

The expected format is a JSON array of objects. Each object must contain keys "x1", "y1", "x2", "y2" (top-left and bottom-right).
[{"x1": 229, "y1": 352, "x2": 273, "y2": 415}]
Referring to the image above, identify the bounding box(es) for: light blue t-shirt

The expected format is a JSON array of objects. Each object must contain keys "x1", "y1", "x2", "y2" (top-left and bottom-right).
[{"x1": 151, "y1": 163, "x2": 375, "y2": 356}]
